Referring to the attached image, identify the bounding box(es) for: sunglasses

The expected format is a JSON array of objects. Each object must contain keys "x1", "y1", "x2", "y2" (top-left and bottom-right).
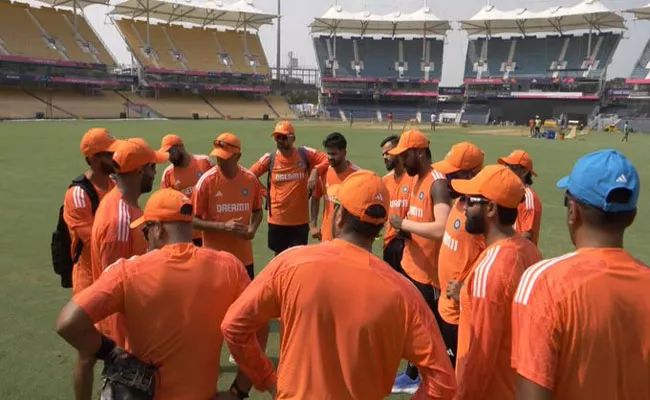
[
  {"x1": 214, "y1": 140, "x2": 240, "y2": 150},
  {"x1": 141, "y1": 221, "x2": 156, "y2": 240},
  {"x1": 461, "y1": 196, "x2": 489, "y2": 206},
  {"x1": 274, "y1": 135, "x2": 292, "y2": 141}
]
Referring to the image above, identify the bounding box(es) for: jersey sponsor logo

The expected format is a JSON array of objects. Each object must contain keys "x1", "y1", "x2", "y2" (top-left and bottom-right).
[
  {"x1": 443, "y1": 231, "x2": 459, "y2": 252},
  {"x1": 180, "y1": 186, "x2": 194, "y2": 196},
  {"x1": 408, "y1": 205, "x2": 424, "y2": 219},
  {"x1": 275, "y1": 172, "x2": 306, "y2": 182},
  {"x1": 216, "y1": 203, "x2": 251, "y2": 213},
  {"x1": 390, "y1": 199, "x2": 408, "y2": 209}
]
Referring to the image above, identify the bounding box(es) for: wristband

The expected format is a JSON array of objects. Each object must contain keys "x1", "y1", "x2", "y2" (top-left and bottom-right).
[
  {"x1": 95, "y1": 334, "x2": 116, "y2": 360},
  {"x1": 229, "y1": 380, "x2": 250, "y2": 399}
]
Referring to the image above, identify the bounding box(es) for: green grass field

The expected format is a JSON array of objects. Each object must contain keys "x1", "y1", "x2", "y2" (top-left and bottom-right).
[{"x1": 0, "y1": 119, "x2": 648, "y2": 399}]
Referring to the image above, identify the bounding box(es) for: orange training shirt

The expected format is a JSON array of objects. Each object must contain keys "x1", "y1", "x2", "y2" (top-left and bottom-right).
[
  {"x1": 193, "y1": 165, "x2": 263, "y2": 266},
  {"x1": 456, "y1": 235, "x2": 541, "y2": 400},
  {"x1": 74, "y1": 243, "x2": 251, "y2": 400},
  {"x1": 437, "y1": 198, "x2": 485, "y2": 325},
  {"x1": 514, "y1": 186, "x2": 542, "y2": 245},
  {"x1": 401, "y1": 168, "x2": 447, "y2": 286},
  {"x1": 249, "y1": 147, "x2": 327, "y2": 226},
  {"x1": 313, "y1": 162, "x2": 360, "y2": 242},
  {"x1": 382, "y1": 171, "x2": 414, "y2": 248},
  {"x1": 512, "y1": 248, "x2": 650, "y2": 400},
  {"x1": 63, "y1": 180, "x2": 114, "y2": 294},
  {"x1": 221, "y1": 239, "x2": 457, "y2": 399},
  {"x1": 89, "y1": 187, "x2": 148, "y2": 346}
]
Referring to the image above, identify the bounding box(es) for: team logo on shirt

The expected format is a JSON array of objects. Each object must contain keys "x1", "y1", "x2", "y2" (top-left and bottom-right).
[
  {"x1": 197, "y1": 172, "x2": 203, "y2": 178},
  {"x1": 241, "y1": 188, "x2": 249, "y2": 197},
  {"x1": 418, "y1": 191, "x2": 425, "y2": 200},
  {"x1": 297, "y1": 161, "x2": 304, "y2": 168},
  {"x1": 454, "y1": 219, "x2": 461, "y2": 230},
  {"x1": 402, "y1": 186, "x2": 408, "y2": 193}
]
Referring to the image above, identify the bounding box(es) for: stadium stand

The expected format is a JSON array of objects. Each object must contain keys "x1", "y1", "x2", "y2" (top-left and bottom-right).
[
  {"x1": 631, "y1": 38, "x2": 650, "y2": 80},
  {"x1": 266, "y1": 95, "x2": 297, "y2": 119},
  {"x1": 0, "y1": 89, "x2": 50, "y2": 119},
  {"x1": 204, "y1": 93, "x2": 270, "y2": 119},
  {"x1": 119, "y1": 91, "x2": 220, "y2": 119}
]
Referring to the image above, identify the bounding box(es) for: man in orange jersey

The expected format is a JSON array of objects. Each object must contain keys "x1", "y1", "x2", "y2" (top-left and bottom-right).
[
  {"x1": 431, "y1": 141, "x2": 485, "y2": 368},
  {"x1": 159, "y1": 134, "x2": 213, "y2": 246},
  {"x1": 497, "y1": 150, "x2": 542, "y2": 245},
  {"x1": 194, "y1": 132, "x2": 264, "y2": 280},
  {"x1": 380, "y1": 135, "x2": 413, "y2": 274},
  {"x1": 250, "y1": 120, "x2": 328, "y2": 255},
  {"x1": 63, "y1": 128, "x2": 120, "y2": 295},
  {"x1": 387, "y1": 129, "x2": 452, "y2": 394},
  {"x1": 221, "y1": 170, "x2": 457, "y2": 400},
  {"x1": 309, "y1": 132, "x2": 360, "y2": 242},
  {"x1": 512, "y1": 149, "x2": 650, "y2": 400},
  {"x1": 450, "y1": 165, "x2": 542, "y2": 400},
  {"x1": 56, "y1": 188, "x2": 260, "y2": 400}
]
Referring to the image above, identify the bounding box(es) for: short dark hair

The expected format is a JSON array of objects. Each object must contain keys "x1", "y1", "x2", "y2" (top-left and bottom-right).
[
  {"x1": 572, "y1": 189, "x2": 636, "y2": 229},
  {"x1": 380, "y1": 135, "x2": 400, "y2": 148},
  {"x1": 323, "y1": 132, "x2": 347, "y2": 150},
  {"x1": 341, "y1": 206, "x2": 386, "y2": 238},
  {"x1": 496, "y1": 205, "x2": 518, "y2": 225},
  {"x1": 424, "y1": 147, "x2": 432, "y2": 161},
  {"x1": 524, "y1": 173, "x2": 533, "y2": 186}
]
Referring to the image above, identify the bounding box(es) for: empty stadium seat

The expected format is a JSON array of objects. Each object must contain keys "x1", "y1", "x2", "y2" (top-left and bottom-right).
[
  {"x1": 204, "y1": 93, "x2": 269, "y2": 119},
  {"x1": 266, "y1": 95, "x2": 296, "y2": 119},
  {"x1": 120, "y1": 91, "x2": 220, "y2": 119}
]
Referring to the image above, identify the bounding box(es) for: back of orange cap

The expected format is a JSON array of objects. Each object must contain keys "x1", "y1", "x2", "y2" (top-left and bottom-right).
[
  {"x1": 80, "y1": 128, "x2": 119, "y2": 157},
  {"x1": 336, "y1": 170, "x2": 390, "y2": 225}
]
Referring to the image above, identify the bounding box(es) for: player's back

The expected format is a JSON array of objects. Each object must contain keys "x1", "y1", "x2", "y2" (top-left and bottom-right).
[
  {"x1": 274, "y1": 239, "x2": 430, "y2": 399},
  {"x1": 119, "y1": 243, "x2": 249, "y2": 400},
  {"x1": 516, "y1": 248, "x2": 650, "y2": 400}
]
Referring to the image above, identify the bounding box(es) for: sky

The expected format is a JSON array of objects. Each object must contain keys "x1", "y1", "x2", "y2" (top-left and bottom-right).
[{"x1": 77, "y1": 0, "x2": 650, "y2": 86}]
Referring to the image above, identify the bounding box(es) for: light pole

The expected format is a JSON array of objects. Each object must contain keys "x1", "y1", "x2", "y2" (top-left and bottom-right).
[{"x1": 276, "y1": 0, "x2": 281, "y2": 82}]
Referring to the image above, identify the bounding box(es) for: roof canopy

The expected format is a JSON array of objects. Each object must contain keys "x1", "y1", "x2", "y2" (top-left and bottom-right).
[
  {"x1": 309, "y1": 5, "x2": 451, "y2": 36},
  {"x1": 110, "y1": 0, "x2": 277, "y2": 29},
  {"x1": 460, "y1": 0, "x2": 626, "y2": 36},
  {"x1": 35, "y1": 0, "x2": 110, "y2": 8},
  {"x1": 628, "y1": 3, "x2": 650, "y2": 20}
]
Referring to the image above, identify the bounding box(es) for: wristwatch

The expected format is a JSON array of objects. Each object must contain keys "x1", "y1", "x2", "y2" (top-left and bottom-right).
[{"x1": 229, "y1": 380, "x2": 250, "y2": 399}]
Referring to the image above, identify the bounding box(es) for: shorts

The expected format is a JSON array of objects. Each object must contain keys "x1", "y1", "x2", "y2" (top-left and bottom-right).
[
  {"x1": 383, "y1": 238, "x2": 405, "y2": 274},
  {"x1": 192, "y1": 238, "x2": 203, "y2": 247},
  {"x1": 245, "y1": 264, "x2": 254, "y2": 280},
  {"x1": 402, "y1": 272, "x2": 444, "y2": 328},
  {"x1": 268, "y1": 223, "x2": 309, "y2": 255}
]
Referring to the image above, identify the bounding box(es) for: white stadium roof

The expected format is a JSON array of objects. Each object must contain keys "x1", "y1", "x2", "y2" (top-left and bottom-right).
[
  {"x1": 460, "y1": 0, "x2": 626, "y2": 36},
  {"x1": 309, "y1": 5, "x2": 451, "y2": 36},
  {"x1": 110, "y1": 0, "x2": 276, "y2": 29},
  {"x1": 36, "y1": 0, "x2": 110, "y2": 8},
  {"x1": 628, "y1": 3, "x2": 650, "y2": 20}
]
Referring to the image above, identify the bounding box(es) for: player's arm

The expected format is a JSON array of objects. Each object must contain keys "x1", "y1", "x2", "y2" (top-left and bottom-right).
[
  {"x1": 159, "y1": 167, "x2": 171, "y2": 189},
  {"x1": 399, "y1": 180, "x2": 451, "y2": 240},
  {"x1": 516, "y1": 377, "x2": 554, "y2": 400},
  {"x1": 221, "y1": 260, "x2": 283, "y2": 394},
  {"x1": 404, "y1": 294, "x2": 457, "y2": 399},
  {"x1": 518, "y1": 197, "x2": 537, "y2": 241},
  {"x1": 63, "y1": 187, "x2": 94, "y2": 245},
  {"x1": 248, "y1": 180, "x2": 264, "y2": 238},
  {"x1": 307, "y1": 148, "x2": 329, "y2": 168}
]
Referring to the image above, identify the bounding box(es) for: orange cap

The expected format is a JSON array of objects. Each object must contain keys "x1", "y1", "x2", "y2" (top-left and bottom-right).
[
  {"x1": 498, "y1": 149, "x2": 537, "y2": 176},
  {"x1": 159, "y1": 134, "x2": 184, "y2": 152},
  {"x1": 336, "y1": 170, "x2": 390, "y2": 225},
  {"x1": 272, "y1": 120, "x2": 295, "y2": 136},
  {"x1": 387, "y1": 129, "x2": 429, "y2": 155},
  {"x1": 80, "y1": 128, "x2": 120, "y2": 157},
  {"x1": 112, "y1": 138, "x2": 169, "y2": 174},
  {"x1": 451, "y1": 164, "x2": 525, "y2": 209},
  {"x1": 432, "y1": 142, "x2": 484, "y2": 174},
  {"x1": 130, "y1": 188, "x2": 193, "y2": 228},
  {"x1": 210, "y1": 132, "x2": 242, "y2": 159}
]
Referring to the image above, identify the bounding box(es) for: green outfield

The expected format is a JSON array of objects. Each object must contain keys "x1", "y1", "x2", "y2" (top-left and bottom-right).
[{"x1": 0, "y1": 119, "x2": 647, "y2": 399}]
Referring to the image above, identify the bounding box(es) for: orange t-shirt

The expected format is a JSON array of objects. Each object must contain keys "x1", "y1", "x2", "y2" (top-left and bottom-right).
[
  {"x1": 90, "y1": 187, "x2": 148, "y2": 346},
  {"x1": 401, "y1": 168, "x2": 447, "y2": 287},
  {"x1": 74, "y1": 243, "x2": 251, "y2": 400},
  {"x1": 437, "y1": 198, "x2": 485, "y2": 325},
  {"x1": 456, "y1": 235, "x2": 541, "y2": 400},
  {"x1": 512, "y1": 248, "x2": 650, "y2": 400},
  {"x1": 160, "y1": 155, "x2": 213, "y2": 240},
  {"x1": 63, "y1": 179, "x2": 114, "y2": 294},
  {"x1": 249, "y1": 147, "x2": 327, "y2": 226},
  {"x1": 313, "y1": 162, "x2": 360, "y2": 242},
  {"x1": 193, "y1": 165, "x2": 263, "y2": 266},
  {"x1": 221, "y1": 239, "x2": 457, "y2": 399},
  {"x1": 514, "y1": 186, "x2": 542, "y2": 245},
  {"x1": 382, "y1": 171, "x2": 414, "y2": 248}
]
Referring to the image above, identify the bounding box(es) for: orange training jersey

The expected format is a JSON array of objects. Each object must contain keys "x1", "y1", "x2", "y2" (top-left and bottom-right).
[
  {"x1": 313, "y1": 162, "x2": 360, "y2": 242},
  {"x1": 193, "y1": 165, "x2": 263, "y2": 266},
  {"x1": 437, "y1": 198, "x2": 485, "y2": 325},
  {"x1": 63, "y1": 180, "x2": 114, "y2": 294},
  {"x1": 90, "y1": 187, "x2": 148, "y2": 346},
  {"x1": 401, "y1": 168, "x2": 447, "y2": 286},
  {"x1": 512, "y1": 248, "x2": 650, "y2": 400},
  {"x1": 221, "y1": 239, "x2": 457, "y2": 399},
  {"x1": 514, "y1": 186, "x2": 542, "y2": 245},
  {"x1": 249, "y1": 147, "x2": 327, "y2": 226},
  {"x1": 74, "y1": 243, "x2": 251, "y2": 400},
  {"x1": 160, "y1": 155, "x2": 213, "y2": 240},
  {"x1": 382, "y1": 171, "x2": 414, "y2": 249},
  {"x1": 456, "y1": 235, "x2": 541, "y2": 400}
]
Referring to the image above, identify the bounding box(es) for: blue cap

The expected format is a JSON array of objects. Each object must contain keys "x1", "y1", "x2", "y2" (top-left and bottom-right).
[{"x1": 557, "y1": 149, "x2": 639, "y2": 212}]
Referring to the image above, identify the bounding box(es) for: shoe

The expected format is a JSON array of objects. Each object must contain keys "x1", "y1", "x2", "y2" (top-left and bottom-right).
[
  {"x1": 391, "y1": 372, "x2": 421, "y2": 394},
  {"x1": 228, "y1": 354, "x2": 237, "y2": 365}
]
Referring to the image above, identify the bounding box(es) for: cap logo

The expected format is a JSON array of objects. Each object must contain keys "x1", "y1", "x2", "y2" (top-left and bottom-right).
[
  {"x1": 182, "y1": 194, "x2": 191, "y2": 202},
  {"x1": 374, "y1": 193, "x2": 384, "y2": 201},
  {"x1": 445, "y1": 151, "x2": 452, "y2": 159},
  {"x1": 616, "y1": 174, "x2": 627, "y2": 183}
]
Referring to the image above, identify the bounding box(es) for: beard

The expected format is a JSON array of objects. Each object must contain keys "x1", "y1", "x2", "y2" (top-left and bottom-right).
[
  {"x1": 465, "y1": 212, "x2": 486, "y2": 235},
  {"x1": 140, "y1": 177, "x2": 154, "y2": 194},
  {"x1": 405, "y1": 163, "x2": 419, "y2": 177},
  {"x1": 99, "y1": 161, "x2": 115, "y2": 175},
  {"x1": 170, "y1": 153, "x2": 185, "y2": 167},
  {"x1": 384, "y1": 159, "x2": 396, "y2": 171}
]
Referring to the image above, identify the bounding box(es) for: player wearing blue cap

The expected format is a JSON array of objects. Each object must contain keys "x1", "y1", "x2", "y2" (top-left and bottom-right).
[{"x1": 510, "y1": 149, "x2": 650, "y2": 400}]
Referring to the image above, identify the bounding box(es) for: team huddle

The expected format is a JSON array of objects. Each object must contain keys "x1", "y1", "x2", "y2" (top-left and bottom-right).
[{"x1": 53, "y1": 121, "x2": 650, "y2": 400}]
